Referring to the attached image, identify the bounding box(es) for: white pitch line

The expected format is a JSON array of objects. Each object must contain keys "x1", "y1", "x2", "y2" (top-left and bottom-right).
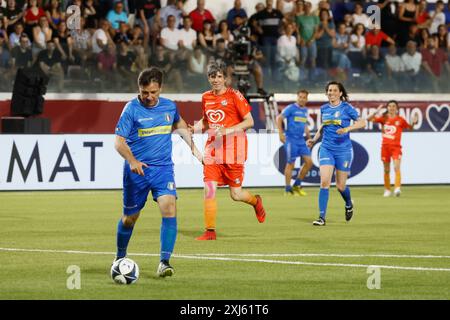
[
  {"x1": 187, "y1": 253, "x2": 450, "y2": 259},
  {"x1": 1, "y1": 247, "x2": 450, "y2": 272}
]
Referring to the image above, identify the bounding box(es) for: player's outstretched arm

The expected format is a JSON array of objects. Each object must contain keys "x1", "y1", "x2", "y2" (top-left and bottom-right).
[
  {"x1": 276, "y1": 114, "x2": 286, "y2": 143},
  {"x1": 367, "y1": 104, "x2": 384, "y2": 122},
  {"x1": 189, "y1": 117, "x2": 209, "y2": 134},
  {"x1": 307, "y1": 125, "x2": 323, "y2": 148},
  {"x1": 114, "y1": 135, "x2": 148, "y2": 176},
  {"x1": 336, "y1": 117, "x2": 366, "y2": 135},
  {"x1": 215, "y1": 112, "x2": 254, "y2": 138},
  {"x1": 173, "y1": 117, "x2": 204, "y2": 164}
]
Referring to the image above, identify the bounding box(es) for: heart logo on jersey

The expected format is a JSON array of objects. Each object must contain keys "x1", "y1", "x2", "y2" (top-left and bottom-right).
[
  {"x1": 206, "y1": 110, "x2": 225, "y2": 123},
  {"x1": 426, "y1": 104, "x2": 450, "y2": 132},
  {"x1": 383, "y1": 124, "x2": 397, "y2": 135}
]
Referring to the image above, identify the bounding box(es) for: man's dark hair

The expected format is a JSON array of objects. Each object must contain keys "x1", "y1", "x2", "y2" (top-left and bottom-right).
[
  {"x1": 297, "y1": 89, "x2": 309, "y2": 95},
  {"x1": 207, "y1": 61, "x2": 227, "y2": 78},
  {"x1": 138, "y1": 67, "x2": 163, "y2": 87}
]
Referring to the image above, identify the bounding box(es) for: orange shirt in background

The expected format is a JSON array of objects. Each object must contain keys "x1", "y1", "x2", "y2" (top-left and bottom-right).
[{"x1": 373, "y1": 115, "x2": 412, "y2": 146}]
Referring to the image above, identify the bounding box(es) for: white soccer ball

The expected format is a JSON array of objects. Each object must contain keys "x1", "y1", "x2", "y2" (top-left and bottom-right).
[{"x1": 111, "y1": 258, "x2": 139, "y2": 285}]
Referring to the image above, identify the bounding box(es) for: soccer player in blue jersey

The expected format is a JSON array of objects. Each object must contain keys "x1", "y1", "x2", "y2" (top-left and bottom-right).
[
  {"x1": 307, "y1": 82, "x2": 366, "y2": 226},
  {"x1": 276, "y1": 89, "x2": 313, "y2": 196},
  {"x1": 114, "y1": 67, "x2": 203, "y2": 277}
]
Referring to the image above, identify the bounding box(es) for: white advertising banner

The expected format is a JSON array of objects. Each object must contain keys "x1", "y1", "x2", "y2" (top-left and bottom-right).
[{"x1": 0, "y1": 133, "x2": 449, "y2": 190}]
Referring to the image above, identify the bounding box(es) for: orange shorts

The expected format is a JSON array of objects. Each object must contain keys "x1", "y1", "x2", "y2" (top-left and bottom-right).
[
  {"x1": 203, "y1": 164, "x2": 245, "y2": 187},
  {"x1": 381, "y1": 145, "x2": 402, "y2": 163}
]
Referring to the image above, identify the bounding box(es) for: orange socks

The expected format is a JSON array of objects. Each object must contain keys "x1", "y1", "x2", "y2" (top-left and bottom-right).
[
  {"x1": 203, "y1": 199, "x2": 217, "y2": 230},
  {"x1": 395, "y1": 171, "x2": 401, "y2": 189},
  {"x1": 242, "y1": 193, "x2": 258, "y2": 206},
  {"x1": 384, "y1": 173, "x2": 391, "y2": 190}
]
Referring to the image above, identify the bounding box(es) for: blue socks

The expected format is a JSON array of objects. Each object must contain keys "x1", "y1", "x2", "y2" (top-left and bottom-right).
[
  {"x1": 285, "y1": 185, "x2": 293, "y2": 192},
  {"x1": 339, "y1": 186, "x2": 353, "y2": 207},
  {"x1": 319, "y1": 188, "x2": 329, "y2": 219},
  {"x1": 160, "y1": 217, "x2": 177, "y2": 262},
  {"x1": 293, "y1": 178, "x2": 302, "y2": 187},
  {"x1": 116, "y1": 218, "x2": 134, "y2": 259}
]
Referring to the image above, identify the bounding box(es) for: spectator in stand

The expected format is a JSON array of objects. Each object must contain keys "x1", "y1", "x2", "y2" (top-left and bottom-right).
[
  {"x1": 187, "y1": 45, "x2": 207, "y2": 82},
  {"x1": 436, "y1": 24, "x2": 449, "y2": 50},
  {"x1": 160, "y1": 0, "x2": 185, "y2": 29},
  {"x1": 429, "y1": 1, "x2": 446, "y2": 35},
  {"x1": 11, "y1": 33, "x2": 32, "y2": 70},
  {"x1": 137, "y1": 0, "x2": 161, "y2": 47},
  {"x1": 366, "y1": 45, "x2": 385, "y2": 91},
  {"x1": 114, "y1": 21, "x2": 131, "y2": 45},
  {"x1": 296, "y1": 1, "x2": 319, "y2": 70},
  {"x1": 404, "y1": 23, "x2": 422, "y2": 48},
  {"x1": 128, "y1": 24, "x2": 145, "y2": 48},
  {"x1": 249, "y1": 2, "x2": 265, "y2": 44},
  {"x1": 150, "y1": 44, "x2": 183, "y2": 91},
  {"x1": 9, "y1": 22, "x2": 26, "y2": 47},
  {"x1": 401, "y1": 40, "x2": 421, "y2": 90},
  {"x1": 276, "y1": 21, "x2": 300, "y2": 82},
  {"x1": 3, "y1": 0, "x2": 24, "y2": 35},
  {"x1": 71, "y1": 16, "x2": 92, "y2": 66},
  {"x1": 342, "y1": 13, "x2": 353, "y2": 35},
  {"x1": 419, "y1": 27, "x2": 430, "y2": 49},
  {"x1": 254, "y1": 0, "x2": 284, "y2": 80},
  {"x1": 314, "y1": 0, "x2": 333, "y2": 19},
  {"x1": 446, "y1": 2, "x2": 450, "y2": 31},
  {"x1": 352, "y1": 2, "x2": 370, "y2": 29},
  {"x1": 97, "y1": 43, "x2": 117, "y2": 87},
  {"x1": 189, "y1": 0, "x2": 215, "y2": 33},
  {"x1": 0, "y1": 17, "x2": 10, "y2": 50},
  {"x1": 416, "y1": 0, "x2": 430, "y2": 30},
  {"x1": 316, "y1": 8, "x2": 335, "y2": 70},
  {"x1": 210, "y1": 38, "x2": 232, "y2": 68},
  {"x1": 347, "y1": 23, "x2": 366, "y2": 71},
  {"x1": 107, "y1": 1, "x2": 129, "y2": 32},
  {"x1": 365, "y1": 24, "x2": 395, "y2": 51},
  {"x1": 277, "y1": 0, "x2": 296, "y2": 21},
  {"x1": 215, "y1": 19, "x2": 234, "y2": 47},
  {"x1": 227, "y1": 0, "x2": 247, "y2": 32},
  {"x1": 45, "y1": 0, "x2": 65, "y2": 32},
  {"x1": 294, "y1": 0, "x2": 305, "y2": 18},
  {"x1": 0, "y1": 32, "x2": 10, "y2": 70},
  {"x1": 36, "y1": 38, "x2": 64, "y2": 91},
  {"x1": 377, "y1": 0, "x2": 399, "y2": 40},
  {"x1": 53, "y1": 20, "x2": 74, "y2": 66},
  {"x1": 332, "y1": 22, "x2": 351, "y2": 72},
  {"x1": 116, "y1": 39, "x2": 137, "y2": 91},
  {"x1": 32, "y1": 16, "x2": 52, "y2": 60},
  {"x1": 92, "y1": 19, "x2": 114, "y2": 55},
  {"x1": 24, "y1": 0, "x2": 46, "y2": 39},
  {"x1": 385, "y1": 43, "x2": 406, "y2": 91},
  {"x1": 421, "y1": 35, "x2": 449, "y2": 92},
  {"x1": 198, "y1": 19, "x2": 215, "y2": 54},
  {"x1": 160, "y1": 14, "x2": 180, "y2": 52},
  {"x1": 178, "y1": 16, "x2": 197, "y2": 51},
  {"x1": 397, "y1": 0, "x2": 418, "y2": 49},
  {"x1": 83, "y1": 0, "x2": 98, "y2": 31}
]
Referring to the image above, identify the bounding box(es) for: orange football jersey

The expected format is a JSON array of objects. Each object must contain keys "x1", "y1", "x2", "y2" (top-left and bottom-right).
[
  {"x1": 374, "y1": 116, "x2": 412, "y2": 146},
  {"x1": 202, "y1": 88, "x2": 252, "y2": 164}
]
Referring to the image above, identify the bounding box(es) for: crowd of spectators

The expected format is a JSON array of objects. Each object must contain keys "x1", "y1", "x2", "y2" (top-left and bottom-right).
[{"x1": 0, "y1": 0, "x2": 449, "y2": 93}]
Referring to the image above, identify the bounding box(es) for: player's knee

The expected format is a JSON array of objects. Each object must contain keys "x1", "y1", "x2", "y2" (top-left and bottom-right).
[
  {"x1": 122, "y1": 214, "x2": 139, "y2": 228},
  {"x1": 336, "y1": 184, "x2": 346, "y2": 192},
  {"x1": 204, "y1": 182, "x2": 216, "y2": 199},
  {"x1": 230, "y1": 190, "x2": 241, "y2": 201},
  {"x1": 320, "y1": 181, "x2": 331, "y2": 189}
]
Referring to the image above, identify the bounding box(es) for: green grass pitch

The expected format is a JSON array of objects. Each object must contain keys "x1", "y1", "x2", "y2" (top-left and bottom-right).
[{"x1": 0, "y1": 186, "x2": 449, "y2": 300}]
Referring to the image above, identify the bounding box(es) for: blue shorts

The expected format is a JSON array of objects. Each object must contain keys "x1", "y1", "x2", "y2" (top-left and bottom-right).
[
  {"x1": 285, "y1": 140, "x2": 311, "y2": 164},
  {"x1": 319, "y1": 145, "x2": 353, "y2": 172},
  {"x1": 122, "y1": 164, "x2": 177, "y2": 215}
]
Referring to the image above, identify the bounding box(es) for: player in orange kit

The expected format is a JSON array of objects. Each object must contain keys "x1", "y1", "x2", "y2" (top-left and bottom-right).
[
  {"x1": 367, "y1": 100, "x2": 418, "y2": 197},
  {"x1": 191, "y1": 62, "x2": 267, "y2": 240}
]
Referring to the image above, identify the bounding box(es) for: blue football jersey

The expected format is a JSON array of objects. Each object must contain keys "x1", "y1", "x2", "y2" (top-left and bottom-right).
[
  {"x1": 320, "y1": 101, "x2": 359, "y2": 152},
  {"x1": 281, "y1": 103, "x2": 308, "y2": 141},
  {"x1": 115, "y1": 97, "x2": 180, "y2": 166}
]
